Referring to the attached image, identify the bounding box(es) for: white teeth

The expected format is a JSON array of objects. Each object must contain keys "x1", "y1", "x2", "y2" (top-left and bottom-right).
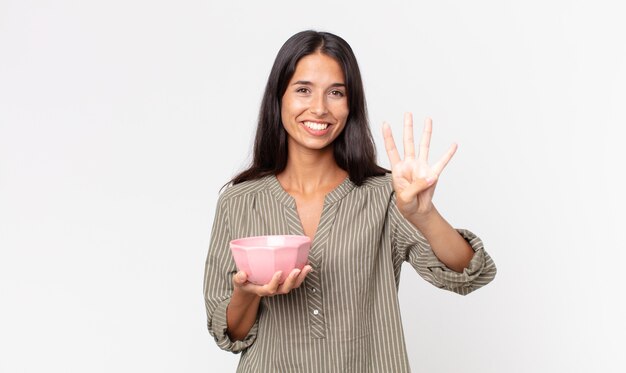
[{"x1": 303, "y1": 121, "x2": 329, "y2": 130}]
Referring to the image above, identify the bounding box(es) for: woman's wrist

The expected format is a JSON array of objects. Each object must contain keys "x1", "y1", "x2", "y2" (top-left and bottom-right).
[
  {"x1": 230, "y1": 286, "x2": 261, "y2": 311},
  {"x1": 406, "y1": 205, "x2": 439, "y2": 231}
]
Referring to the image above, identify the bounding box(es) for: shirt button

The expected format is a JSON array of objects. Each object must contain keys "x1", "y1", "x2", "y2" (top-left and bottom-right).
[
  {"x1": 311, "y1": 288, "x2": 316, "y2": 293},
  {"x1": 313, "y1": 309, "x2": 319, "y2": 315}
]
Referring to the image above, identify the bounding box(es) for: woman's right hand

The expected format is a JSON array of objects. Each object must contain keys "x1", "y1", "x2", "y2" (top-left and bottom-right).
[{"x1": 232, "y1": 265, "x2": 313, "y2": 297}]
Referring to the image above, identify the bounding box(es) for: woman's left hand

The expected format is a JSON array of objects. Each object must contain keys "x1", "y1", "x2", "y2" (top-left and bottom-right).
[{"x1": 382, "y1": 113, "x2": 457, "y2": 220}]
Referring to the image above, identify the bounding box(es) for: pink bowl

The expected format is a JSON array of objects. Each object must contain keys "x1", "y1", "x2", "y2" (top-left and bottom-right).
[{"x1": 229, "y1": 235, "x2": 311, "y2": 285}]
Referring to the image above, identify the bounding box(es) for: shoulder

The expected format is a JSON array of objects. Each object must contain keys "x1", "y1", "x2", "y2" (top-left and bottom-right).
[
  {"x1": 357, "y1": 173, "x2": 393, "y2": 192},
  {"x1": 345, "y1": 173, "x2": 394, "y2": 204},
  {"x1": 218, "y1": 176, "x2": 271, "y2": 204}
]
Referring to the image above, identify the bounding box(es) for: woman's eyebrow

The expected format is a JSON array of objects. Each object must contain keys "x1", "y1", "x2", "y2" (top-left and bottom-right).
[{"x1": 291, "y1": 80, "x2": 346, "y2": 87}]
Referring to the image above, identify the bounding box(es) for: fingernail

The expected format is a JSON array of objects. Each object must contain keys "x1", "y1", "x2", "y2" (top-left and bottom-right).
[{"x1": 426, "y1": 177, "x2": 435, "y2": 185}]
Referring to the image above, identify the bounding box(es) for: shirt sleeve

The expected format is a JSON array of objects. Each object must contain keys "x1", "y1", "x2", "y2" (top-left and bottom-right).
[
  {"x1": 203, "y1": 192, "x2": 258, "y2": 353},
  {"x1": 390, "y1": 194, "x2": 497, "y2": 296}
]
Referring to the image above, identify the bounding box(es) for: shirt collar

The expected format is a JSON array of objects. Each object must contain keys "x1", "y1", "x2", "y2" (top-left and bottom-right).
[{"x1": 264, "y1": 174, "x2": 355, "y2": 208}]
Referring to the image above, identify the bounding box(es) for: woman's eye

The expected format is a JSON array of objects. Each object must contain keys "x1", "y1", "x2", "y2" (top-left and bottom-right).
[
  {"x1": 330, "y1": 90, "x2": 345, "y2": 97},
  {"x1": 296, "y1": 87, "x2": 310, "y2": 94}
]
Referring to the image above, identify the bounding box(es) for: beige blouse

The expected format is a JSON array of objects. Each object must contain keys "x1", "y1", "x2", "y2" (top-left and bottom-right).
[{"x1": 203, "y1": 174, "x2": 497, "y2": 372}]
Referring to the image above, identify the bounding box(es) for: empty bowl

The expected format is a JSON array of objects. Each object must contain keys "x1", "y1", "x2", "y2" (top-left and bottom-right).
[{"x1": 229, "y1": 235, "x2": 311, "y2": 285}]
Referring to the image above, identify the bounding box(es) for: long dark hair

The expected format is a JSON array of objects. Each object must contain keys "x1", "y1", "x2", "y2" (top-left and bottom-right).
[{"x1": 230, "y1": 30, "x2": 387, "y2": 186}]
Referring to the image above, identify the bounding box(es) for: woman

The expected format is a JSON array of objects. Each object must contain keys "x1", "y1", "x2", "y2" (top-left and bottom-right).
[{"x1": 204, "y1": 30, "x2": 496, "y2": 372}]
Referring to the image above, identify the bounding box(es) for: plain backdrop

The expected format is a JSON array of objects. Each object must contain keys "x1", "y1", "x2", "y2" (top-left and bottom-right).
[{"x1": 1, "y1": 0, "x2": 625, "y2": 372}]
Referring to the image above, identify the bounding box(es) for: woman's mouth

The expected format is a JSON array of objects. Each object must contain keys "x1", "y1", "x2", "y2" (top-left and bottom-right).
[
  {"x1": 303, "y1": 121, "x2": 329, "y2": 130},
  {"x1": 301, "y1": 121, "x2": 331, "y2": 136}
]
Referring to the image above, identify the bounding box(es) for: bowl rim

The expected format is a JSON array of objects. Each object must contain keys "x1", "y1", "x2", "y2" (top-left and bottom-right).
[{"x1": 229, "y1": 234, "x2": 311, "y2": 249}]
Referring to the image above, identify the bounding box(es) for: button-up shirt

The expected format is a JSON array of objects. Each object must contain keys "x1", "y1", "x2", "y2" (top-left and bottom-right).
[{"x1": 204, "y1": 174, "x2": 497, "y2": 372}]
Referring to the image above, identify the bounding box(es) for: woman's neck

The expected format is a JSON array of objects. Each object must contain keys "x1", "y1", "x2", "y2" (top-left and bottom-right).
[{"x1": 277, "y1": 146, "x2": 347, "y2": 196}]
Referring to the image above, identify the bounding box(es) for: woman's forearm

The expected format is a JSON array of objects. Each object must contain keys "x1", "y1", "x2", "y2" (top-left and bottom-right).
[
  {"x1": 407, "y1": 206, "x2": 474, "y2": 273},
  {"x1": 226, "y1": 288, "x2": 261, "y2": 341}
]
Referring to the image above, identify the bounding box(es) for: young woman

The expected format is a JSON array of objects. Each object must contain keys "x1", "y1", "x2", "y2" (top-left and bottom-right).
[{"x1": 204, "y1": 30, "x2": 496, "y2": 372}]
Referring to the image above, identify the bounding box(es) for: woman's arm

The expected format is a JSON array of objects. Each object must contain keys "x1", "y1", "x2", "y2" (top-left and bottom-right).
[
  {"x1": 405, "y1": 206, "x2": 474, "y2": 273},
  {"x1": 226, "y1": 285, "x2": 261, "y2": 341},
  {"x1": 390, "y1": 196, "x2": 497, "y2": 295}
]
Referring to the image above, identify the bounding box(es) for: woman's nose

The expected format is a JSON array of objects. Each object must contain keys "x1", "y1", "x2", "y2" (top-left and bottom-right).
[{"x1": 309, "y1": 93, "x2": 328, "y2": 116}]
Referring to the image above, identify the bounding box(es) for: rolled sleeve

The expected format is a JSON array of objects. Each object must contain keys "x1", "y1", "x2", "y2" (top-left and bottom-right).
[
  {"x1": 419, "y1": 228, "x2": 497, "y2": 295},
  {"x1": 204, "y1": 192, "x2": 258, "y2": 353}
]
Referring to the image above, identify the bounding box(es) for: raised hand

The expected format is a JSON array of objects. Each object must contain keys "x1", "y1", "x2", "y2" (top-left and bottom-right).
[{"x1": 382, "y1": 113, "x2": 457, "y2": 220}]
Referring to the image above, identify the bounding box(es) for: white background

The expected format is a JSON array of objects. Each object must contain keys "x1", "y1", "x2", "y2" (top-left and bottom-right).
[{"x1": 1, "y1": 0, "x2": 625, "y2": 372}]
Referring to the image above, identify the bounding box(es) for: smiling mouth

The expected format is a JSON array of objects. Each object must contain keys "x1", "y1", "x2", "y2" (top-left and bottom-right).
[{"x1": 302, "y1": 121, "x2": 330, "y2": 130}]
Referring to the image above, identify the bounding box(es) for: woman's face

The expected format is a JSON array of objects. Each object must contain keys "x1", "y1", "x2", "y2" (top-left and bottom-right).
[{"x1": 281, "y1": 52, "x2": 349, "y2": 153}]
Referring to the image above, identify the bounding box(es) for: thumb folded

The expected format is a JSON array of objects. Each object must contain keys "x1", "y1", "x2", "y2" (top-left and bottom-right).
[{"x1": 402, "y1": 177, "x2": 434, "y2": 198}]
